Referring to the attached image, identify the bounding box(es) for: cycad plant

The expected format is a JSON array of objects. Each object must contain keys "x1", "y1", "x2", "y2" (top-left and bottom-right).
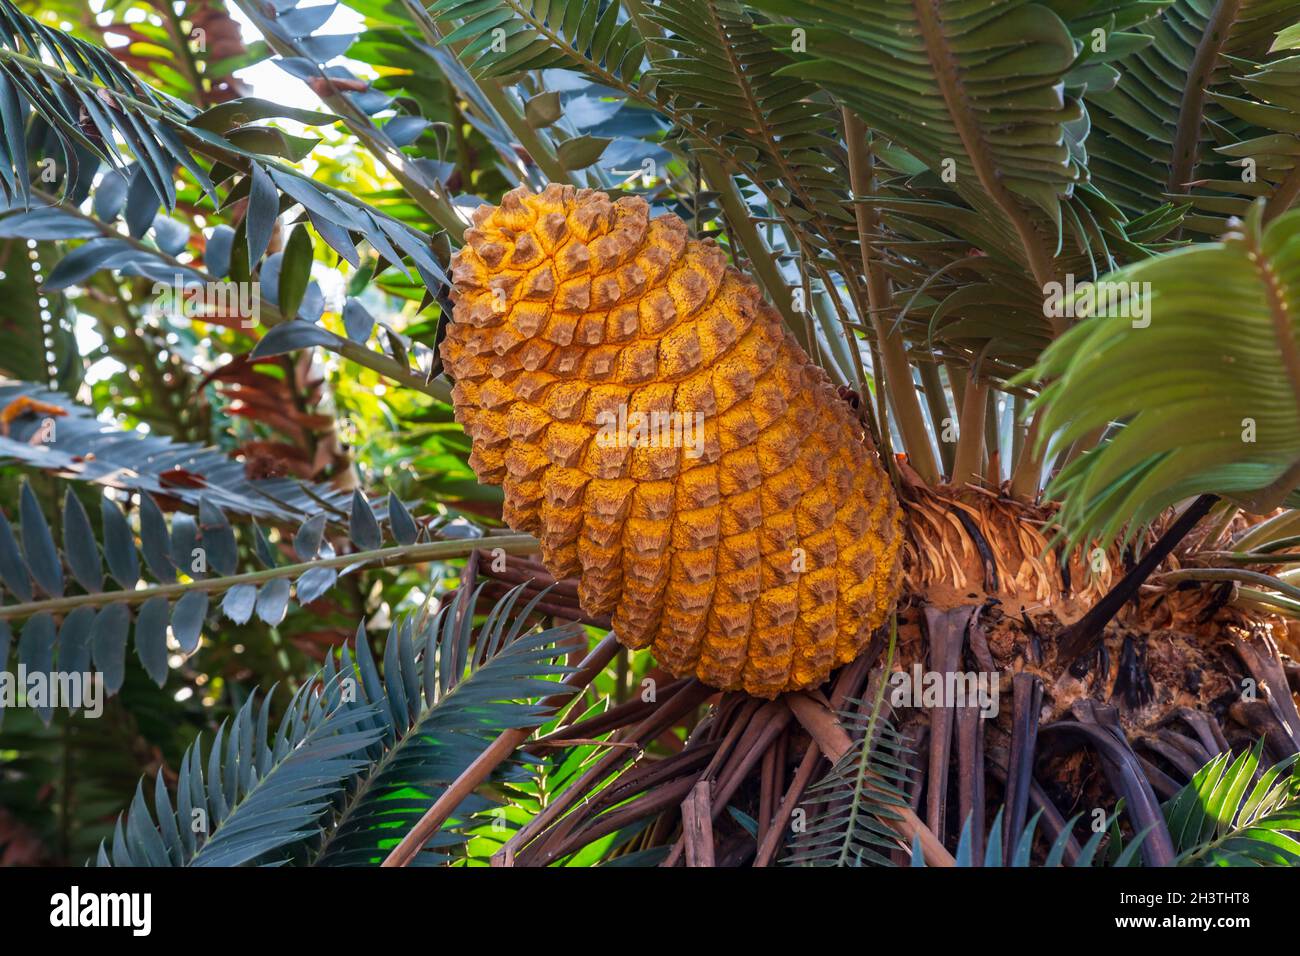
[{"x1": 1, "y1": 0, "x2": 1300, "y2": 868}]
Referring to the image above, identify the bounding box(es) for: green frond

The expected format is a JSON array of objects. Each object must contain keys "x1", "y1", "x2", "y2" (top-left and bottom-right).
[
  {"x1": 733, "y1": 0, "x2": 1173, "y2": 377},
  {"x1": 870, "y1": 185, "x2": 1142, "y2": 371},
  {"x1": 912, "y1": 806, "x2": 1125, "y2": 867},
  {"x1": 0, "y1": 0, "x2": 446, "y2": 287},
  {"x1": 96, "y1": 674, "x2": 383, "y2": 866},
  {"x1": 1023, "y1": 201, "x2": 1300, "y2": 548},
  {"x1": 428, "y1": 0, "x2": 647, "y2": 85},
  {"x1": 426, "y1": 0, "x2": 868, "y2": 340},
  {"x1": 646, "y1": 0, "x2": 855, "y2": 252},
  {"x1": 783, "y1": 705, "x2": 914, "y2": 866},
  {"x1": 1167, "y1": 739, "x2": 1300, "y2": 865},
  {"x1": 0, "y1": 465, "x2": 530, "y2": 708},
  {"x1": 95, "y1": 587, "x2": 576, "y2": 866},
  {"x1": 784, "y1": 622, "x2": 914, "y2": 867},
  {"x1": 747, "y1": 0, "x2": 1115, "y2": 241},
  {"x1": 1207, "y1": 34, "x2": 1300, "y2": 224},
  {"x1": 313, "y1": 586, "x2": 577, "y2": 865},
  {"x1": 921, "y1": 743, "x2": 1300, "y2": 867},
  {"x1": 0, "y1": 381, "x2": 354, "y2": 521},
  {"x1": 1086, "y1": 0, "x2": 1299, "y2": 231}
]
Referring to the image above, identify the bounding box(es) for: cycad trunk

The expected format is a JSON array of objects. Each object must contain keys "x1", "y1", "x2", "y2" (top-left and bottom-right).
[
  {"x1": 902, "y1": 484, "x2": 1284, "y2": 725},
  {"x1": 899, "y1": 481, "x2": 1300, "y2": 828}
]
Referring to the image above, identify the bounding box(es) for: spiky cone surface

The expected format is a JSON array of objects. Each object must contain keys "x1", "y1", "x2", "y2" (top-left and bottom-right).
[{"x1": 441, "y1": 184, "x2": 904, "y2": 697}]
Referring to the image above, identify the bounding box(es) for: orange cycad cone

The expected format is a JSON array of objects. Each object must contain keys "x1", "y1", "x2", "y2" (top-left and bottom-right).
[{"x1": 441, "y1": 184, "x2": 904, "y2": 697}]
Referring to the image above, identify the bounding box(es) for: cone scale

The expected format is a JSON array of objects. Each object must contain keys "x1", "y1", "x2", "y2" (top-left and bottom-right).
[{"x1": 441, "y1": 185, "x2": 904, "y2": 697}]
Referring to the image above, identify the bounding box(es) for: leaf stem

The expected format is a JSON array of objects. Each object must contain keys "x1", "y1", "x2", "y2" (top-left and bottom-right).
[
  {"x1": 951, "y1": 373, "x2": 987, "y2": 487},
  {"x1": 907, "y1": 0, "x2": 1059, "y2": 302},
  {"x1": 843, "y1": 108, "x2": 939, "y2": 484},
  {"x1": 1168, "y1": 0, "x2": 1242, "y2": 198},
  {"x1": 0, "y1": 534, "x2": 539, "y2": 620},
  {"x1": 699, "y1": 155, "x2": 802, "y2": 345}
]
